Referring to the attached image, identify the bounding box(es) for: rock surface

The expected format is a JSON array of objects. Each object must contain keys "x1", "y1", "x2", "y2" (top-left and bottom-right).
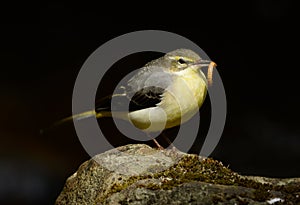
[{"x1": 55, "y1": 144, "x2": 300, "y2": 205}]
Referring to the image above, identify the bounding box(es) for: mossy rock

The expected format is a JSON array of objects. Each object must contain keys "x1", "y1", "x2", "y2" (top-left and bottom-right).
[{"x1": 55, "y1": 144, "x2": 300, "y2": 205}]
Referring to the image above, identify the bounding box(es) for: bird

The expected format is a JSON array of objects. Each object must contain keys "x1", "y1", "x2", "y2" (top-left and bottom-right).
[{"x1": 57, "y1": 49, "x2": 216, "y2": 148}]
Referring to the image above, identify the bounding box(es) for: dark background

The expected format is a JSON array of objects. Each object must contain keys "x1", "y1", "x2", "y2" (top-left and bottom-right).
[{"x1": 1, "y1": 1, "x2": 299, "y2": 204}]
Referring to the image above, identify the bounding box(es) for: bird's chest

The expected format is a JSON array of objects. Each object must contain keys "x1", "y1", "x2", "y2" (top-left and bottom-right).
[
  {"x1": 167, "y1": 70, "x2": 206, "y2": 108},
  {"x1": 179, "y1": 72, "x2": 207, "y2": 105},
  {"x1": 159, "y1": 70, "x2": 207, "y2": 124}
]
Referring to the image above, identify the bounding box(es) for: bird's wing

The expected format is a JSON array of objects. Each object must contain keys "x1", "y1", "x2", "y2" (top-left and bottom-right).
[
  {"x1": 128, "y1": 86, "x2": 165, "y2": 112},
  {"x1": 126, "y1": 66, "x2": 173, "y2": 112},
  {"x1": 96, "y1": 66, "x2": 174, "y2": 113}
]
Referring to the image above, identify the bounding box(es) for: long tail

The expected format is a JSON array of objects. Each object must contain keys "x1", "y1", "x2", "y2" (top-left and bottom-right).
[
  {"x1": 41, "y1": 91, "x2": 129, "y2": 134},
  {"x1": 54, "y1": 110, "x2": 114, "y2": 126},
  {"x1": 56, "y1": 109, "x2": 132, "y2": 126},
  {"x1": 40, "y1": 110, "x2": 127, "y2": 134}
]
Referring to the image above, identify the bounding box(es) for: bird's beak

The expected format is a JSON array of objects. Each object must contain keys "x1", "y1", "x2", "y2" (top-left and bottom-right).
[{"x1": 192, "y1": 59, "x2": 213, "y2": 67}]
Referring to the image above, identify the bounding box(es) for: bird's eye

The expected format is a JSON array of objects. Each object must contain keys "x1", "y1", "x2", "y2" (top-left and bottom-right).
[{"x1": 178, "y1": 58, "x2": 186, "y2": 64}]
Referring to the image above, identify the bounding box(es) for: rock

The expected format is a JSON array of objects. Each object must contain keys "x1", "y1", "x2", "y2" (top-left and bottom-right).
[{"x1": 55, "y1": 144, "x2": 300, "y2": 205}]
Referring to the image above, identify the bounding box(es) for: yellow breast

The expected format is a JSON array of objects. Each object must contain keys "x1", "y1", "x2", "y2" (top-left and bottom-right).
[
  {"x1": 159, "y1": 68, "x2": 207, "y2": 128},
  {"x1": 128, "y1": 68, "x2": 207, "y2": 132}
]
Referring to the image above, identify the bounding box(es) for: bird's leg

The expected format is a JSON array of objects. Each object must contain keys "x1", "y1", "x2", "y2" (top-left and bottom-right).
[
  {"x1": 152, "y1": 138, "x2": 164, "y2": 150},
  {"x1": 161, "y1": 132, "x2": 178, "y2": 152},
  {"x1": 146, "y1": 133, "x2": 164, "y2": 150}
]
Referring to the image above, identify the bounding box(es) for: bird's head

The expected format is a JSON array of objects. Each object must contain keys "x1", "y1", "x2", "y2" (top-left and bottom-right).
[
  {"x1": 161, "y1": 49, "x2": 212, "y2": 73},
  {"x1": 144, "y1": 49, "x2": 216, "y2": 85}
]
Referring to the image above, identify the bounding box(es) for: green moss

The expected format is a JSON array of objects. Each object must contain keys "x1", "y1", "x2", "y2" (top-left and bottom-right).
[
  {"x1": 280, "y1": 182, "x2": 300, "y2": 193},
  {"x1": 98, "y1": 154, "x2": 299, "y2": 204},
  {"x1": 211, "y1": 194, "x2": 225, "y2": 203},
  {"x1": 109, "y1": 176, "x2": 143, "y2": 193},
  {"x1": 252, "y1": 189, "x2": 270, "y2": 201},
  {"x1": 146, "y1": 155, "x2": 239, "y2": 189}
]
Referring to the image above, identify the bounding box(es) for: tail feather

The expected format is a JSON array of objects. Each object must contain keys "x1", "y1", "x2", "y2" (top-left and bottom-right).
[
  {"x1": 55, "y1": 110, "x2": 97, "y2": 126},
  {"x1": 55, "y1": 110, "x2": 119, "y2": 126},
  {"x1": 40, "y1": 110, "x2": 128, "y2": 135},
  {"x1": 40, "y1": 91, "x2": 128, "y2": 135}
]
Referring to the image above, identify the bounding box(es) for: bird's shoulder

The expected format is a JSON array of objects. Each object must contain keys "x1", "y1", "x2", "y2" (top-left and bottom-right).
[{"x1": 126, "y1": 65, "x2": 173, "y2": 93}]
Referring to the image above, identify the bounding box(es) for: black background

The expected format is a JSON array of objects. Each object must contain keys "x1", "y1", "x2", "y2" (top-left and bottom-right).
[{"x1": 1, "y1": 2, "x2": 299, "y2": 204}]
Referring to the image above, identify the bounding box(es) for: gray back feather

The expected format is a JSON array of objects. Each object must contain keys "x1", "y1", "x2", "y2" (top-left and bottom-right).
[{"x1": 126, "y1": 65, "x2": 173, "y2": 94}]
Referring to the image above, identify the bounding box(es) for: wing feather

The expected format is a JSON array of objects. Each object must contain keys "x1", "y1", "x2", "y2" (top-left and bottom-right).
[{"x1": 96, "y1": 65, "x2": 174, "y2": 113}]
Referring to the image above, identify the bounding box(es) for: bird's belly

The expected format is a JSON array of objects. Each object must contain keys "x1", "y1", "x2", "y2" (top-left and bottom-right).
[{"x1": 128, "y1": 107, "x2": 168, "y2": 132}]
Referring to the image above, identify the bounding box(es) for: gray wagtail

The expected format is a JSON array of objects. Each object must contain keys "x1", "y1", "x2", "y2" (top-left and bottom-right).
[{"x1": 57, "y1": 49, "x2": 216, "y2": 148}]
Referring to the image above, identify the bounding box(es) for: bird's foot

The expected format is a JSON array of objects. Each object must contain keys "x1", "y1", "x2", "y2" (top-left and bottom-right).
[{"x1": 152, "y1": 138, "x2": 164, "y2": 150}]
